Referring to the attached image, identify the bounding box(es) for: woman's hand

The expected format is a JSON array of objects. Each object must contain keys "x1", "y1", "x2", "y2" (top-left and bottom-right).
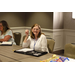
[
  {"x1": 25, "y1": 29, "x2": 29, "y2": 37},
  {"x1": 24, "y1": 29, "x2": 29, "y2": 43}
]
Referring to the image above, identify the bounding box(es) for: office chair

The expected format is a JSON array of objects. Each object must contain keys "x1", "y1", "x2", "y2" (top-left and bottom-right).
[
  {"x1": 64, "y1": 43, "x2": 75, "y2": 59},
  {"x1": 47, "y1": 38, "x2": 55, "y2": 53},
  {"x1": 13, "y1": 32, "x2": 21, "y2": 45}
]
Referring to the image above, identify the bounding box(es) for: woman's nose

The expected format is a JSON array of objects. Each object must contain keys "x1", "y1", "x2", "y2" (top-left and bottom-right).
[{"x1": 34, "y1": 29, "x2": 37, "y2": 31}]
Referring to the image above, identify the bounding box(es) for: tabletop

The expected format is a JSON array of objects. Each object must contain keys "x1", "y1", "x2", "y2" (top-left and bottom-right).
[
  {"x1": 0, "y1": 45, "x2": 53, "y2": 62},
  {"x1": 0, "y1": 45, "x2": 75, "y2": 62}
]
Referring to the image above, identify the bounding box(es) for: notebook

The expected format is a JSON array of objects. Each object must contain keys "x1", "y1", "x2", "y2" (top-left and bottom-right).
[
  {"x1": 14, "y1": 48, "x2": 48, "y2": 57},
  {"x1": 0, "y1": 42, "x2": 12, "y2": 46}
]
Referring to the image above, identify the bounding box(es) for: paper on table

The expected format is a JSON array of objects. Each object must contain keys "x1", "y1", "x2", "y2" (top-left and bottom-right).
[
  {"x1": 16, "y1": 48, "x2": 33, "y2": 52},
  {"x1": 2, "y1": 42, "x2": 12, "y2": 44}
]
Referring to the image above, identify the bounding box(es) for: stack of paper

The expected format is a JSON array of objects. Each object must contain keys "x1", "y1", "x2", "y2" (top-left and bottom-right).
[
  {"x1": 17, "y1": 48, "x2": 33, "y2": 52},
  {"x1": 0, "y1": 42, "x2": 12, "y2": 46}
]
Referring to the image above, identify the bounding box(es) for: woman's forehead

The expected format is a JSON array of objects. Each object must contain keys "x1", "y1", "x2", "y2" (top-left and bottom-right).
[{"x1": 33, "y1": 26, "x2": 39, "y2": 28}]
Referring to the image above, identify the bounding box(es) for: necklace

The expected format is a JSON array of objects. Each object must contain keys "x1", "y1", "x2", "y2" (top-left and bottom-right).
[{"x1": 33, "y1": 39, "x2": 38, "y2": 50}]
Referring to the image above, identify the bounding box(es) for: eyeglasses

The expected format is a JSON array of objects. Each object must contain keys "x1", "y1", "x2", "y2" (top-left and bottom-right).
[{"x1": 33, "y1": 28, "x2": 39, "y2": 31}]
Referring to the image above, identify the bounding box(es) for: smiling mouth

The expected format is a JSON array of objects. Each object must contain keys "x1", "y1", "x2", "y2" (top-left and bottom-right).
[{"x1": 34, "y1": 32, "x2": 37, "y2": 33}]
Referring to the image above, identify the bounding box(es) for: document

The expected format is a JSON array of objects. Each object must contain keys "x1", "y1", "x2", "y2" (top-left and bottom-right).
[
  {"x1": 14, "y1": 48, "x2": 48, "y2": 57},
  {"x1": 1, "y1": 42, "x2": 12, "y2": 44},
  {"x1": 16, "y1": 48, "x2": 33, "y2": 52},
  {"x1": 0, "y1": 42, "x2": 12, "y2": 46}
]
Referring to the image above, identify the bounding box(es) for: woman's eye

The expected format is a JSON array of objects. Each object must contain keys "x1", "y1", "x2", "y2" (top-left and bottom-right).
[{"x1": 33, "y1": 29, "x2": 39, "y2": 30}]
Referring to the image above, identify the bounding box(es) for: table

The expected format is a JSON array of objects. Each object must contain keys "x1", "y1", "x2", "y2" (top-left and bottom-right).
[
  {"x1": 0, "y1": 45, "x2": 30, "y2": 62},
  {"x1": 0, "y1": 45, "x2": 53, "y2": 62},
  {"x1": 0, "y1": 45, "x2": 75, "y2": 62}
]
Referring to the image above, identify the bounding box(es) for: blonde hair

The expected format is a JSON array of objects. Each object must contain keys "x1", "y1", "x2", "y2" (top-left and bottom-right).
[{"x1": 30, "y1": 24, "x2": 42, "y2": 39}]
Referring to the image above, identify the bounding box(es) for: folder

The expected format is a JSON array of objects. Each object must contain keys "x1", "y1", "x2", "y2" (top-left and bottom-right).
[
  {"x1": 14, "y1": 48, "x2": 48, "y2": 57},
  {"x1": 0, "y1": 42, "x2": 12, "y2": 46}
]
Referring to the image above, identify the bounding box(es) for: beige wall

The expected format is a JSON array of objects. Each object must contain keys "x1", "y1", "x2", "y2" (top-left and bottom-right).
[
  {"x1": 0, "y1": 12, "x2": 26, "y2": 27},
  {"x1": 25, "y1": 12, "x2": 64, "y2": 29},
  {"x1": 64, "y1": 12, "x2": 75, "y2": 29},
  {"x1": 25, "y1": 12, "x2": 53, "y2": 29},
  {"x1": 0, "y1": 12, "x2": 53, "y2": 29},
  {"x1": 0, "y1": 12, "x2": 64, "y2": 29}
]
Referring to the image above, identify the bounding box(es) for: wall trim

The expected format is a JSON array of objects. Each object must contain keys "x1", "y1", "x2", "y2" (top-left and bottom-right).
[
  {"x1": 64, "y1": 29, "x2": 75, "y2": 32},
  {"x1": 10, "y1": 26, "x2": 64, "y2": 32},
  {"x1": 10, "y1": 26, "x2": 53, "y2": 32},
  {"x1": 10, "y1": 27, "x2": 30, "y2": 30}
]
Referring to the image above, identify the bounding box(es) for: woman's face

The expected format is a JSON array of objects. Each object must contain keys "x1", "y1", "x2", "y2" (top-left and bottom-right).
[
  {"x1": 0, "y1": 23, "x2": 3, "y2": 31},
  {"x1": 32, "y1": 26, "x2": 40, "y2": 36}
]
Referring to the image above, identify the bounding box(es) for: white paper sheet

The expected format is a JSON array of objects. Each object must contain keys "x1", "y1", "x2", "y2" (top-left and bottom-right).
[
  {"x1": 16, "y1": 48, "x2": 33, "y2": 52},
  {"x1": 2, "y1": 42, "x2": 12, "y2": 44}
]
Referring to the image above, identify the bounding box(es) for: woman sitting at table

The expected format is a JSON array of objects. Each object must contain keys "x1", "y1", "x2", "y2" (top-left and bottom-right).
[
  {"x1": 22, "y1": 24, "x2": 49, "y2": 53},
  {"x1": 0, "y1": 20, "x2": 16, "y2": 45}
]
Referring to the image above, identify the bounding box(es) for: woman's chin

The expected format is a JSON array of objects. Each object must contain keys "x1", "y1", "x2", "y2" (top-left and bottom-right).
[{"x1": 34, "y1": 34, "x2": 38, "y2": 36}]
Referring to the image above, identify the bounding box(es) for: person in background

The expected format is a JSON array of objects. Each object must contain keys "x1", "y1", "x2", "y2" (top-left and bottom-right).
[
  {"x1": 0, "y1": 20, "x2": 16, "y2": 45},
  {"x1": 22, "y1": 24, "x2": 49, "y2": 53}
]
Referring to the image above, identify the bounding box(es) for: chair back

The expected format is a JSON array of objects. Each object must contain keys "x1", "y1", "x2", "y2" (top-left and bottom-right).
[
  {"x1": 47, "y1": 39, "x2": 55, "y2": 53},
  {"x1": 64, "y1": 43, "x2": 75, "y2": 59},
  {"x1": 13, "y1": 32, "x2": 21, "y2": 45}
]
